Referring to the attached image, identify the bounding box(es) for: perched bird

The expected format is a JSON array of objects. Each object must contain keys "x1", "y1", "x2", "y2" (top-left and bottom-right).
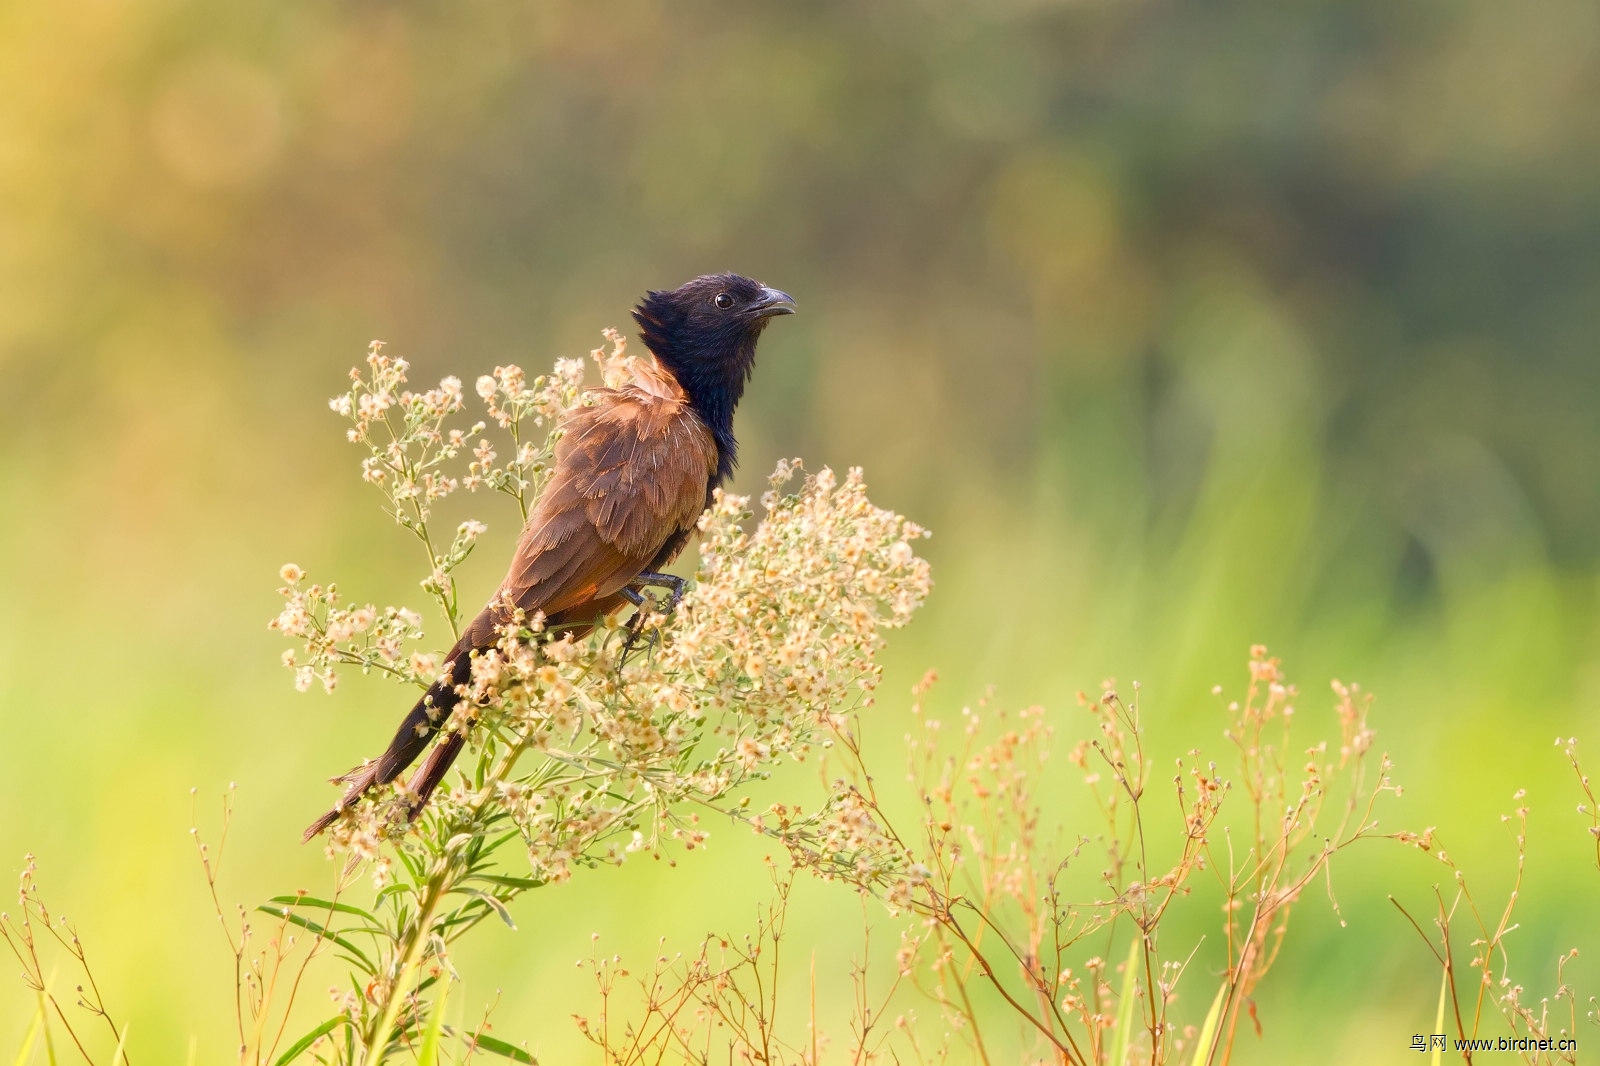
[{"x1": 304, "y1": 273, "x2": 796, "y2": 840}]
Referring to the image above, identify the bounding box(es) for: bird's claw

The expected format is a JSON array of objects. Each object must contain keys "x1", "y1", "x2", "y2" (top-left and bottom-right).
[
  {"x1": 620, "y1": 600, "x2": 663, "y2": 666},
  {"x1": 630, "y1": 571, "x2": 687, "y2": 610},
  {"x1": 618, "y1": 572, "x2": 687, "y2": 667}
]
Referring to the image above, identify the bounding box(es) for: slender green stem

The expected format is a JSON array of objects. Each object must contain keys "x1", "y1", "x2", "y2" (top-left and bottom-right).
[
  {"x1": 363, "y1": 874, "x2": 447, "y2": 1065},
  {"x1": 508, "y1": 420, "x2": 529, "y2": 523}
]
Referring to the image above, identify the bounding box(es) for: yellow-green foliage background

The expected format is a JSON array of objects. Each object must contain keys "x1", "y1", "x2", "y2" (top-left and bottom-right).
[{"x1": 2, "y1": 1, "x2": 1598, "y2": 1061}]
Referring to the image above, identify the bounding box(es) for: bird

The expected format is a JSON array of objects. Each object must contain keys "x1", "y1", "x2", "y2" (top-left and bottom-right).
[{"x1": 304, "y1": 273, "x2": 796, "y2": 840}]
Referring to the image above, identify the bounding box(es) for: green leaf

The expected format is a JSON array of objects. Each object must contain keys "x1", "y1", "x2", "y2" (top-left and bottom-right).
[
  {"x1": 376, "y1": 882, "x2": 414, "y2": 908},
  {"x1": 395, "y1": 850, "x2": 426, "y2": 882},
  {"x1": 417, "y1": 980, "x2": 451, "y2": 1066},
  {"x1": 477, "y1": 828, "x2": 523, "y2": 857},
  {"x1": 1109, "y1": 935, "x2": 1142, "y2": 1066},
  {"x1": 266, "y1": 895, "x2": 378, "y2": 922},
  {"x1": 435, "y1": 909, "x2": 496, "y2": 936},
  {"x1": 273, "y1": 1016, "x2": 342, "y2": 1066},
  {"x1": 444, "y1": 1028, "x2": 536, "y2": 1063},
  {"x1": 257, "y1": 906, "x2": 377, "y2": 974},
  {"x1": 457, "y1": 889, "x2": 517, "y2": 929},
  {"x1": 469, "y1": 874, "x2": 546, "y2": 891}
]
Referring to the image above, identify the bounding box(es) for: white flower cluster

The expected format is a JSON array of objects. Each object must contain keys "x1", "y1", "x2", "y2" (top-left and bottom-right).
[
  {"x1": 331, "y1": 342, "x2": 476, "y2": 526},
  {"x1": 269, "y1": 564, "x2": 429, "y2": 693},
  {"x1": 662, "y1": 464, "x2": 931, "y2": 731}
]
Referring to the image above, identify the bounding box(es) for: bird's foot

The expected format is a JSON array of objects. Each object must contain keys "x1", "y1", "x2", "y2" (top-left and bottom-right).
[
  {"x1": 619, "y1": 586, "x2": 666, "y2": 667},
  {"x1": 629, "y1": 571, "x2": 687, "y2": 610},
  {"x1": 617, "y1": 573, "x2": 688, "y2": 667}
]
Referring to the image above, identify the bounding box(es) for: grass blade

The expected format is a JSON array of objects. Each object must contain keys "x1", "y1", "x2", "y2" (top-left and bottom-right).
[
  {"x1": 445, "y1": 1027, "x2": 536, "y2": 1063},
  {"x1": 273, "y1": 1017, "x2": 343, "y2": 1066},
  {"x1": 265, "y1": 895, "x2": 378, "y2": 922},
  {"x1": 1189, "y1": 981, "x2": 1228, "y2": 1066},
  {"x1": 469, "y1": 875, "x2": 546, "y2": 891},
  {"x1": 458, "y1": 889, "x2": 517, "y2": 930},
  {"x1": 1109, "y1": 935, "x2": 1141, "y2": 1066},
  {"x1": 257, "y1": 906, "x2": 377, "y2": 974},
  {"x1": 417, "y1": 980, "x2": 451, "y2": 1066},
  {"x1": 11, "y1": 1005, "x2": 41, "y2": 1066},
  {"x1": 36, "y1": 977, "x2": 58, "y2": 1066}
]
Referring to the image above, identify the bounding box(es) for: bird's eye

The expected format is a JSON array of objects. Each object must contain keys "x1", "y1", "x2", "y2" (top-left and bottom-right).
[{"x1": 713, "y1": 292, "x2": 734, "y2": 309}]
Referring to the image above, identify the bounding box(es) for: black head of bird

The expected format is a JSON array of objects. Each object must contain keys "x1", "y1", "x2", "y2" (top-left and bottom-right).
[{"x1": 633, "y1": 273, "x2": 796, "y2": 481}]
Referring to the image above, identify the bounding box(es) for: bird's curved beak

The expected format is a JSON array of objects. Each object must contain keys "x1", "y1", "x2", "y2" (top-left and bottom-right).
[{"x1": 753, "y1": 287, "x2": 797, "y2": 317}]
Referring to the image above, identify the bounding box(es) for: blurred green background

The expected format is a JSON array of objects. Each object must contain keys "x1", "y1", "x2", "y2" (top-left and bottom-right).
[{"x1": 3, "y1": 0, "x2": 1598, "y2": 1060}]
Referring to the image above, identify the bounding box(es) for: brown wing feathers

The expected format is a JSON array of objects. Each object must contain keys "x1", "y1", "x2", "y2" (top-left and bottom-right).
[{"x1": 302, "y1": 383, "x2": 716, "y2": 840}]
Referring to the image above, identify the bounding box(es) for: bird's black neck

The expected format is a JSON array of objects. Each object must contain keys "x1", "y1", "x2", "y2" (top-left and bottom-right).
[{"x1": 656, "y1": 335, "x2": 758, "y2": 486}]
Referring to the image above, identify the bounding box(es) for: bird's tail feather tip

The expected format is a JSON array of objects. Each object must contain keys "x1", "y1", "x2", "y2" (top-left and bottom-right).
[
  {"x1": 302, "y1": 808, "x2": 341, "y2": 842},
  {"x1": 328, "y1": 758, "x2": 376, "y2": 786},
  {"x1": 304, "y1": 762, "x2": 386, "y2": 841}
]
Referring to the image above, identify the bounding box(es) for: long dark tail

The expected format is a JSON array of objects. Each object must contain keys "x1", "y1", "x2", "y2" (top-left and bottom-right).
[
  {"x1": 302, "y1": 638, "x2": 474, "y2": 841},
  {"x1": 302, "y1": 599, "x2": 621, "y2": 841}
]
